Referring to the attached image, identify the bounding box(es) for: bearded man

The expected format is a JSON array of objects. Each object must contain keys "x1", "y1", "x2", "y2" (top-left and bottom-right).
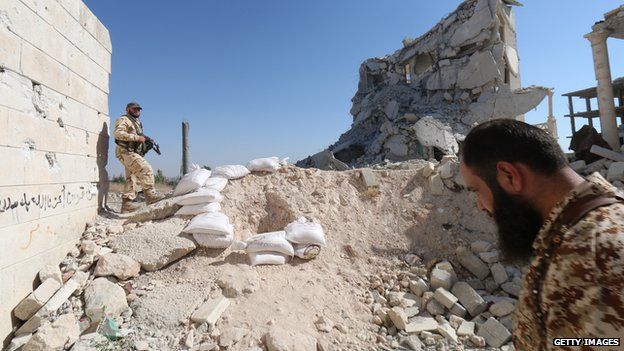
[{"x1": 459, "y1": 119, "x2": 624, "y2": 350}]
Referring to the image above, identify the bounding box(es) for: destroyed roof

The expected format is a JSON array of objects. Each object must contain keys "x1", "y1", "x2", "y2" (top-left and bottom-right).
[{"x1": 396, "y1": 0, "x2": 522, "y2": 63}]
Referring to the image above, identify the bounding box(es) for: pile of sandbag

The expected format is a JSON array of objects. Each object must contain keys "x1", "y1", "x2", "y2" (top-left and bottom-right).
[
  {"x1": 183, "y1": 212, "x2": 234, "y2": 248},
  {"x1": 173, "y1": 164, "x2": 212, "y2": 196},
  {"x1": 285, "y1": 217, "x2": 326, "y2": 259},
  {"x1": 230, "y1": 217, "x2": 326, "y2": 266}
]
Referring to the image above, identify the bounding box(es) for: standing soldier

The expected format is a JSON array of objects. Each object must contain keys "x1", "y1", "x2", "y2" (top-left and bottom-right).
[{"x1": 114, "y1": 102, "x2": 165, "y2": 213}]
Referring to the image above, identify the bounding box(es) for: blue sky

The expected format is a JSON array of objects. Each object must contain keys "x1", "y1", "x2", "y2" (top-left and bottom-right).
[{"x1": 84, "y1": 0, "x2": 624, "y2": 177}]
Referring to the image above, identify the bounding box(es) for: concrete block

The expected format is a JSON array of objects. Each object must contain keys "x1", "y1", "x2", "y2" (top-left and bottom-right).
[
  {"x1": 489, "y1": 300, "x2": 515, "y2": 317},
  {"x1": 607, "y1": 162, "x2": 624, "y2": 182},
  {"x1": 191, "y1": 297, "x2": 230, "y2": 325},
  {"x1": 426, "y1": 300, "x2": 444, "y2": 315},
  {"x1": 68, "y1": 70, "x2": 109, "y2": 114},
  {"x1": 0, "y1": 27, "x2": 21, "y2": 72},
  {"x1": 360, "y1": 168, "x2": 379, "y2": 188},
  {"x1": 501, "y1": 282, "x2": 521, "y2": 297},
  {"x1": 455, "y1": 246, "x2": 490, "y2": 280},
  {"x1": 477, "y1": 317, "x2": 512, "y2": 348},
  {"x1": 451, "y1": 282, "x2": 487, "y2": 317},
  {"x1": 405, "y1": 317, "x2": 439, "y2": 334},
  {"x1": 436, "y1": 322, "x2": 458, "y2": 343},
  {"x1": 490, "y1": 263, "x2": 508, "y2": 285},
  {"x1": 591, "y1": 145, "x2": 624, "y2": 162},
  {"x1": 434, "y1": 288, "x2": 458, "y2": 309},
  {"x1": 20, "y1": 41, "x2": 71, "y2": 97},
  {"x1": 479, "y1": 250, "x2": 499, "y2": 263},
  {"x1": 15, "y1": 274, "x2": 83, "y2": 335},
  {"x1": 434, "y1": 261, "x2": 458, "y2": 285},
  {"x1": 457, "y1": 321, "x2": 475, "y2": 336},
  {"x1": 13, "y1": 278, "x2": 61, "y2": 320},
  {"x1": 38, "y1": 264, "x2": 62, "y2": 284},
  {"x1": 430, "y1": 268, "x2": 452, "y2": 290},
  {"x1": 388, "y1": 307, "x2": 408, "y2": 330},
  {"x1": 449, "y1": 302, "x2": 467, "y2": 318},
  {"x1": 409, "y1": 278, "x2": 429, "y2": 297}
]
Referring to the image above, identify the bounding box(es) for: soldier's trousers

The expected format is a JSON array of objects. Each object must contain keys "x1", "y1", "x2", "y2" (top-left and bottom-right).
[{"x1": 117, "y1": 151, "x2": 155, "y2": 200}]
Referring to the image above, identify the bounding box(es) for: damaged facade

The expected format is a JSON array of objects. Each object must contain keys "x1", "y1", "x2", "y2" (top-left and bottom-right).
[
  {"x1": 0, "y1": 0, "x2": 111, "y2": 345},
  {"x1": 298, "y1": 0, "x2": 550, "y2": 168}
]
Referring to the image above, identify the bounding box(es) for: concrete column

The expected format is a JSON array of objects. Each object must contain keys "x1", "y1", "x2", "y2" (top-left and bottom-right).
[
  {"x1": 585, "y1": 29, "x2": 620, "y2": 150},
  {"x1": 546, "y1": 89, "x2": 558, "y2": 138}
]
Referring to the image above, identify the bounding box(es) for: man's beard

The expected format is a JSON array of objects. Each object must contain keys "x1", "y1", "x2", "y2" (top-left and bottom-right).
[{"x1": 490, "y1": 182, "x2": 544, "y2": 263}]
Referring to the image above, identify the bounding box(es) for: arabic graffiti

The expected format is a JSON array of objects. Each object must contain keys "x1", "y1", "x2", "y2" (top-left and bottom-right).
[{"x1": 0, "y1": 185, "x2": 96, "y2": 215}]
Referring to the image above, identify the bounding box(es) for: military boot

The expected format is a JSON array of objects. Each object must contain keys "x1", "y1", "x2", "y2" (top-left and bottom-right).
[
  {"x1": 121, "y1": 198, "x2": 140, "y2": 213},
  {"x1": 145, "y1": 189, "x2": 165, "y2": 205}
]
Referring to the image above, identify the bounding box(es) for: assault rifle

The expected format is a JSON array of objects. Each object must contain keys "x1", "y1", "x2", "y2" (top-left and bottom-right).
[{"x1": 142, "y1": 136, "x2": 161, "y2": 156}]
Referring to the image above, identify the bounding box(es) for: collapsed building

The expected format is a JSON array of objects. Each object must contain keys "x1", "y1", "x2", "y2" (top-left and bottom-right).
[{"x1": 298, "y1": 0, "x2": 551, "y2": 169}]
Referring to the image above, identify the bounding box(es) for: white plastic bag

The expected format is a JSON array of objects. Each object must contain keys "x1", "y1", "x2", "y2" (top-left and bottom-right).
[
  {"x1": 193, "y1": 233, "x2": 233, "y2": 249},
  {"x1": 247, "y1": 157, "x2": 280, "y2": 173},
  {"x1": 212, "y1": 165, "x2": 250, "y2": 180},
  {"x1": 249, "y1": 251, "x2": 289, "y2": 266},
  {"x1": 176, "y1": 188, "x2": 224, "y2": 206},
  {"x1": 183, "y1": 212, "x2": 233, "y2": 236},
  {"x1": 204, "y1": 177, "x2": 228, "y2": 191},
  {"x1": 175, "y1": 202, "x2": 222, "y2": 216},
  {"x1": 245, "y1": 231, "x2": 294, "y2": 257},
  {"x1": 284, "y1": 217, "x2": 326, "y2": 246},
  {"x1": 293, "y1": 243, "x2": 321, "y2": 260},
  {"x1": 173, "y1": 165, "x2": 211, "y2": 196}
]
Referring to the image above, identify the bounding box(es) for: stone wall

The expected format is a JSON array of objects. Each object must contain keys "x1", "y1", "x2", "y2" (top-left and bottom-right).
[
  {"x1": 0, "y1": 0, "x2": 110, "y2": 344},
  {"x1": 298, "y1": 0, "x2": 548, "y2": 168}
]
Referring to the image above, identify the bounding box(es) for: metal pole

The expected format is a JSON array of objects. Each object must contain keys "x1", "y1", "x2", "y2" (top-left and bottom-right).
[{"x1": 182, "y1": 121, "x2": 189, "y2": 175}]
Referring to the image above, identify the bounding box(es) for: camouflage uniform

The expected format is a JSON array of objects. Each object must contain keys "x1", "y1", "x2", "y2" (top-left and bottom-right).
[
  {"x1": 113, "y1": 115, "x2": 155, "y2": 200},
  {"x1": 514, "y1": 173, "x2": 624, "y2": 350}
]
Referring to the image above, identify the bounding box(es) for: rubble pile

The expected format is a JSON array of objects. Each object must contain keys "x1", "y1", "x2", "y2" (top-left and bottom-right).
[
  {"x1": 569, "y1": 144, "x2": 624, "y2": 191},
  {"x1": 298, "y1": 0, "x2": 549, "y2": 169},
  {"x1": 364, "y1": 243, "x2": 523, "y2": 350},
  {"x1": 8, "y1": 161, "x2": 503, "y2": 350}
]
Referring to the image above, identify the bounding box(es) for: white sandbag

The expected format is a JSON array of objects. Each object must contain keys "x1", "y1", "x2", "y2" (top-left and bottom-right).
[
  {"x1": 176, "y1": 188, "x2": 224, "y2": 206},
  {"x1": 212, "y1": 165, "x2": 250, "y2": 180},
  {"x1": 230, "y1": 240, "x2": 248, "y2": 251},
  {"x1": 175, "y1": 202, "x2": 221, "y2": 216},
  {"x1": 193, "y1": 233, "x2": 233, "y2": 249},
  {"x1": 247, "y1": 157, "x2": 280, "y2": 173},
  {"x1": 245, "y1": 231, "x2": 294, "y2": 257},
  {"x1": 204, "y1": 177, "x2": 228, "y2": 191},
  {"x1": 284, "y1": 217, "x2": 326, "y2": 246},
  {"x1": 183, "y1": 212, "x2": 233, "y2": 236},
  {"x1": 173, "y1": 165, "x2": 211, "y2": 196},
  {"x1": 293, "y1": 244, "x2": 321, "y2": 260},
  {"x1": 249, "y1": 251, "x2": 289, "y2": 266}
]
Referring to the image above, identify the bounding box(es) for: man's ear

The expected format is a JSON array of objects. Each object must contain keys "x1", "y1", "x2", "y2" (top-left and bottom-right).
[{"x1": 495, "y1": 161, "x2": 523, "y2": 194}]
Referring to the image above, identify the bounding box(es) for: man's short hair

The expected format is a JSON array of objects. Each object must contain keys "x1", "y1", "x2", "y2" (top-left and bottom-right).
[{"x1": 461, "y1": 119, "x2": 567, "y2": 182}]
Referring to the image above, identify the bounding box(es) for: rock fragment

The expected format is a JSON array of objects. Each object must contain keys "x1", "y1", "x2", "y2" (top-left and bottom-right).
[
  {"x1": 217, "y1": 265, "x2": 260, "y2": 297},
  {"x1": 451, "y1": 282, "x2": 487, "y2": 316},
  {"x1": 84, "y1": 278, "x2": 129, "y2": 321},
  {"x1": 264, "y1": 327, "x2": 317, "y2": 351},
  {"x1": 387, "y1": 307, "x2": 408, "y2": 330},
  {"x1": 455, "y1": 246, "x2": 490, "y2": 279},
  {"x1": 94, "y1": 253, "x2": 141, "y2": 280}
]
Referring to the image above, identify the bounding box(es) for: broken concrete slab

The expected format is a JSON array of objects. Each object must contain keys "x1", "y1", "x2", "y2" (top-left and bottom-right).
[
  {"x1": 121, "y1": 196, "x2": 183, "y2": 224},
  {"x1": 405, "y1": 317, "x2": 439, "y2": 334},
  {"x1": 434, "y1": 288, "x2": 458, "y2": 309},
  {"x1": 591, "y1": 145, "x2": 624, "y2": 162},
  {"x1": 388, "y1": 307, "x2": 409, "y2": 330},
  {"x1": 458, "y1": 50, "x2": 501, "y2": 90},
  {"x1": 413, "y1": 117, "x2": 459, "y2": 155},
  {"x1": 38, "y1": 265, "x2": 62, "y2": 284},
  {"x1": 109, "y1": 218, "x2": 197, "y2": 272},
  {"x1": 14, "y1": 279, "x2": 62, "y2": 321},
  {"x1": 191, "y1": 297, "x2": 230, "y2": 326},
  {"x1": 15, "y1": 273, "x2": 87, "y2": 336}
]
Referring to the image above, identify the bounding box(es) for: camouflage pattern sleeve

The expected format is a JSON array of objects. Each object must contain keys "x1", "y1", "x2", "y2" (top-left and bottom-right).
[
  {"x1": 114, "y1": 116, "x2": 141, "y2": 142},
  {"x1": 542, "y1": 203, "x2": 624, "y2": 350}
]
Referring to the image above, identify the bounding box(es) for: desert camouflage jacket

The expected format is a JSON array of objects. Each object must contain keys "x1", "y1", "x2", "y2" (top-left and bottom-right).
[
  {"x1": 114, "y1": 115, "x2": 144, "y2": 157},
  {"x1": 514, "y1": 173, "x2": 624, "y2": 351}
]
